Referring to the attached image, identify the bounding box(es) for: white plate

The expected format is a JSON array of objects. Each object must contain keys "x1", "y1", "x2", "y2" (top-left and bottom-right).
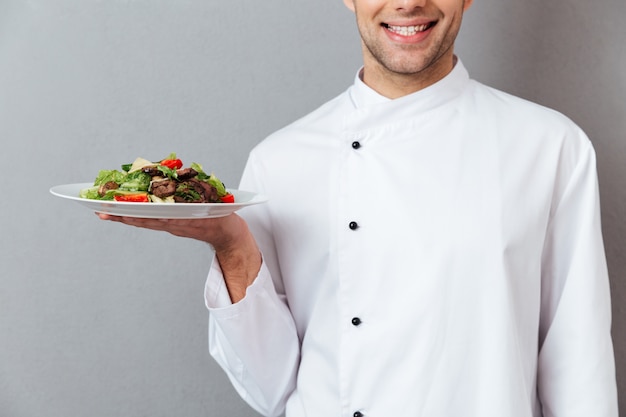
[{"x1": 50, "y1": 183, "x2": 267, "y2": 219}]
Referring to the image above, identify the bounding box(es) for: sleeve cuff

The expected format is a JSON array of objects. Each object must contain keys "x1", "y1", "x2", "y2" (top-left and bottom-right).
[
  {"x1": 204, "y1": 252, "x2": 234, "y2": 309},
  {"x1": 204, "y1": 252, "x2": 271, "y2": 313}
]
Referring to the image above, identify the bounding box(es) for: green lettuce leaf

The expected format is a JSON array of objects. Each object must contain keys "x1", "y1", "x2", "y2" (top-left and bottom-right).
[
  {"x1": 94, "y1": 170, "x2": 126, "y2": 186},
  {"x1": 119, "y1": 171, "x2": 150, "y2": 191},
  {"x1": 207, "y1": 173, "x2": 227, "y2": 197}
]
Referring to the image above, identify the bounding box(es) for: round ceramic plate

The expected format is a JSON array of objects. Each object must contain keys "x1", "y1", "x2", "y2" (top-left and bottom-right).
[{"x1": 50, "y1": 183, "x2": 267, "y2": 219}]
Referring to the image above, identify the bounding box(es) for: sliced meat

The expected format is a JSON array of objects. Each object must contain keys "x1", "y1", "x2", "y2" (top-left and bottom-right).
[
  {"x1": 174, "y1": 178, "x2": 219, "y2": 203},
  {"x1": 176, "y1": 168, "x2": 198, "y2": 180},
  {"x1": 141, "y1": 166, "x2": 162, "y2": 176},
  {"x1": 98, "y1": 181, "x2": 119, "y2": 197},
  {"x1": 150, "y1": 179, "x2": 177, "y2": 198}
]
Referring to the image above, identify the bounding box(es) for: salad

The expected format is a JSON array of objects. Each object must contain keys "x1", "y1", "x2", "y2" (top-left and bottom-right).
[{"x1": 79, "y1": 153, "x2": 235, "y2": 204}]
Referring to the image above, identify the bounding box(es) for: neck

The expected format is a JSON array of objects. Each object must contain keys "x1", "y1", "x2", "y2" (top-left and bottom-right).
[{"x1": 361, "y1": 53, "x2": 457, "y2": 99}]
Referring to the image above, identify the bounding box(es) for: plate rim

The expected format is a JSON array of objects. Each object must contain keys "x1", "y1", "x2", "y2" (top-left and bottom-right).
[{"x1": 49, "y1": 182, "x2": 268, "y2": 218}]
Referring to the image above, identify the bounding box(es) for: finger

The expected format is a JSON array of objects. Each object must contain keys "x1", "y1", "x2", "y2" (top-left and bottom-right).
[{"x1": 96, "y1": 212, "x2": 122, "y2": 221}]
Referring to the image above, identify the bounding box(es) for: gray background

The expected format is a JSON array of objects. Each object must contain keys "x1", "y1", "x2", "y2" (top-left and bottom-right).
[{"x1": 0, "y1": 0, "x2": 624, "y2": 416}]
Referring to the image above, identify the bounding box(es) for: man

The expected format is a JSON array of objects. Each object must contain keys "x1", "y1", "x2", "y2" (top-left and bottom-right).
[{"x1": 100, "y1": 0, "x2": 618, "y2": 415}]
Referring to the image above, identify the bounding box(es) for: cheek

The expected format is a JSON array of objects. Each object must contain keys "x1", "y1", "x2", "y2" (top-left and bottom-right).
[
  {"x1": 351, "y1": 0, "x2": 386, "y2": 18},
  {"x1": 463, "y1": 0, "x2": 474, "y2": 11},
  {"x1": 342, "y1": 0, "x2": 355, "y2": 12}
]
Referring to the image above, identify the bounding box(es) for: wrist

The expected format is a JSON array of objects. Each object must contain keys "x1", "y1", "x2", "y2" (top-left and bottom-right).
[{"x1": 212, "y1": 215, "x2": 262, "y2": 303}]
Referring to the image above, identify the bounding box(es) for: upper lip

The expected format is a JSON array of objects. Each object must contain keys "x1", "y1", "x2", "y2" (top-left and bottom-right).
[
  {"x1": 381, "y1": 18, "x2": 436, "y2": 27},
  {"x1": 383, "y1": 22, "x2": 433, "y2": 29}
]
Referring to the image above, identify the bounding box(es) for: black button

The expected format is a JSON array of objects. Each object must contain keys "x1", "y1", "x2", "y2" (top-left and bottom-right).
[
  {"x1": 353, "y1": 411, "x2": 364, "y2": 417},
  {"x1": 349, "y1": 221, "x2": 359, "y2": 230},
  {"x1": 351, "y1": 317, "x2": 362, "y2": 326},
  {"x1": 352, "y1": 141, "x2": 361, "y2": 149}
]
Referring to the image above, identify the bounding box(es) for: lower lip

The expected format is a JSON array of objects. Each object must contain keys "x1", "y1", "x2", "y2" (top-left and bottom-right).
[{"x1": 383, "y1": 25, "x2": 433, "y2": 44}]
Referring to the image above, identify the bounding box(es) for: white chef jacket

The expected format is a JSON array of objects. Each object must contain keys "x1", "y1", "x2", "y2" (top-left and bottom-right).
[{"x1": 204, "y1": 60, "x2": 618, "y2": 417}]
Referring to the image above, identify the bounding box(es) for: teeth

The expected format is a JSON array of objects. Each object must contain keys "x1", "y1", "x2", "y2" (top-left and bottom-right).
[{"x1": 386, "y1": 23, "x2": 430, "y2": 36}]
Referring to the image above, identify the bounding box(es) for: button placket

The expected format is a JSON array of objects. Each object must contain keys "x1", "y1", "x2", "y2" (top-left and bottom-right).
[{"x1": 340, "y1": 130, "x2": 369, "y2": 416}]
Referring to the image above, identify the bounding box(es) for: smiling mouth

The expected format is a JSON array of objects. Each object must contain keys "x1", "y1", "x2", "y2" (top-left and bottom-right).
[{"x1": 382, "y1": 22, "x2": 435, "y2": 36}]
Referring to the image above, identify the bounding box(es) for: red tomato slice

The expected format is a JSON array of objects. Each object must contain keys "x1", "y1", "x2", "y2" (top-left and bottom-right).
[
  {"x1": 114, "y1": 193, "x2": 150, "y2": 202},
  {"x1": 220, "y1": 193, "x2": 235, "y2": 203},
  {"x1": 161, "y1": 159, "x2": 183, "y2": 170}
]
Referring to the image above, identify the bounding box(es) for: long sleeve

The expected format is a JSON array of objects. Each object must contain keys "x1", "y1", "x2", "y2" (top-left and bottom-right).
[
  {"x1": 204, "y1": 154, "x2": 301, "y2": 417},
  {"x1": 537, "y1": 137, "x2": 618, "y2": 416},
  {"x1": 205, "y1": 259, "x2": 299, "y2": 417}
]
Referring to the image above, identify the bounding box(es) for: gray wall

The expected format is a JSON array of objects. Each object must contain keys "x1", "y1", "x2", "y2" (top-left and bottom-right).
[{"x1": 0, "y1": 1, "x2": 623, "y2": 416}]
